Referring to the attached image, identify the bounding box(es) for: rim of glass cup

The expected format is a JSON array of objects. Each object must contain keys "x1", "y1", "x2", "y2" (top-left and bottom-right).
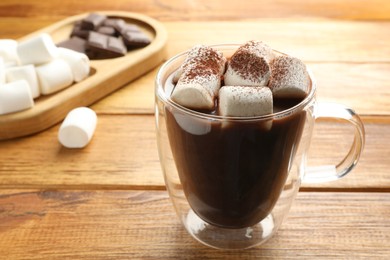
[{"x1": 156, "y1": 43, "x2": 317, "y2": 121}]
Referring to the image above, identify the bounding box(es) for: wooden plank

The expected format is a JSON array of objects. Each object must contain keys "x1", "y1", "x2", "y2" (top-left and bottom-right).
[
  {"x1": 162, "y1": 22, "x2": 390, "y2": 63},
  {"x1": 91, "y1": 63, "x2": 390, "y2": 116},
  {"x1": 2, "y1": 20, "x2": 390, "y2": 62},
  {"x1": 0, "y1": 115, "x2": 388, "y2": 190},
  {"x1": 0, "y1": 190, "x2": 389, "y2": 259},
  {"x1": 1, "y1": 0, "x2": 390, "y2": 22}
]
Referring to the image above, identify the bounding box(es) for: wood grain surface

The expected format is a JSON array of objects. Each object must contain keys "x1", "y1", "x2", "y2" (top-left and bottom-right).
[
  {"x1": 0, "y1": 116, "x2": 388, "y2": 191},
  {"x1": 0, "y1": 0, "x2": 389, "y2": 258},
  {"x1": 0, "y1": 190, "x2": 389, "y2": 259}
]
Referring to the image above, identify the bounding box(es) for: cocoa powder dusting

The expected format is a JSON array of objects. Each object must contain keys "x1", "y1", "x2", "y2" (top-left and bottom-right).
[
  {"x1": 179, "y1": 45, "x2": 225, "y2": 82},
  {"x1": 268, "y1": 55, "x2": 308, "y2": 89},
  {"x1": 228, "y1": 41, "x2": 273, "y2": 82}
]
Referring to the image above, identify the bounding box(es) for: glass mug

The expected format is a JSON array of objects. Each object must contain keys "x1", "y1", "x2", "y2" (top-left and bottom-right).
[{"x1": 155, "y1": 44, "x2": 365, "y2": 249}]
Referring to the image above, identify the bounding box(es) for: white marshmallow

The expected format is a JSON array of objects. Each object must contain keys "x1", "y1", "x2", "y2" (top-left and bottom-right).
[
  {"x1": 172, "y1": 111, "x2": 212, "y2": 135},
  {"x1": 0, "y1": 80, "x2": 34, "y2": 115},
  {"x1": 172, "y1": 72, "x2": 220, "y2": 110},
  {"x1": 58, "y1": 107, "x2": 97, "y2": 148},
  {"x1": 268, "y1": 55, "x2": 310, "y2": 98},
  {"x1": 6, "y1": 64, "x2": 40, "y2": 99},
  {"x1": 36, "y1": 59, "x2": 74, "y2": 95},
  {"x1": 3, "y1": 60, "x2": 18, "y2": 68},
  {"x1": 171, "y1": 45, "x2": 226, "y2": 110},
  {"x1": 224, "y1": 41, "x2": 274, "y2": 86},
  {"x1": 0, "y1": 57, "x2": 5, "y2": 84},
  {"x1": 173, "y1": 45, "x2": 227, "y2": 83},
  {"x1": 57, "y1": 47, "x2": 90, "y2": 82},
  {"x1": 17, "y1": 33, "x2": 59, "y2": 65},
  {"x1": 219, "y1": 86, "x2": 273, "y2": 117},
  {"x1": 0, "y1": 39, "x2": 19, "y2": 64}
]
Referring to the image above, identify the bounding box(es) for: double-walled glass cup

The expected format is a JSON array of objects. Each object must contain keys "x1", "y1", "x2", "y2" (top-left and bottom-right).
[{"x1": 155, "y1": 44, "x2": 365, "y2": 249}]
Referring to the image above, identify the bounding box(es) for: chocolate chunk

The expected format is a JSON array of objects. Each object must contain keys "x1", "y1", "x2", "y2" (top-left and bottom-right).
[
  {"x1": 115, "y1": 22, "x2": 150, "y2": 48},
  {"x1": 57, "y1": 36, "x2": 88, "y2": 54},
  {"x1": 70, "y1": 23, "x2": 90, "y2": 39},
  {"x1": 81, "y1": 13, "x2": 107, "y2": 30},
  {"x1": 121, "y1": 31, "x2": 151, "y2": 48},
  {"x1": 103, "y1": 18, "x2": 126, "y2": 34},
  {"x1": 96, "y1": 26, "x2": 116, "y2": 36},
  {"x1": 86, "y1": 31, "x2": 126, "y2": 59},
  {"x1": 60, "y1": 13, "x2": 153, "y2": 60},
  {"x1": 117, "y1": 23, "x2": 142, "y2": 34}
]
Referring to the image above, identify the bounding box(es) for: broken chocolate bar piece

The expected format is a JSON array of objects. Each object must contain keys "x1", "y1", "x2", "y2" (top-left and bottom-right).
[
  {"x1": 81, "y1": 13, "x2": 107, "y2": 30},
  {"x1": 121, "y1": 31, "x2": 151, "y2": 48},
  {"x1": 57, "y1": 36, "x2": 88, "y2": 54},
  {"x1": 70, "y1": 23, "x2": 90, "y2": 39},
  {"x1": 60, "y1": 13, "x2": 153, "y2": 60},
  {"x1": 96, "y1": 26, "x2": 116, "y2": 36},
  {"x1": 102, "y1": 18, "x2": 125, "y2": 35},
  {"x1": 117, "y1": 22, "x2": 142, "y2": 34},
  {"x1": 86, "y1": 31, "x2": 126, "y2": 59}
]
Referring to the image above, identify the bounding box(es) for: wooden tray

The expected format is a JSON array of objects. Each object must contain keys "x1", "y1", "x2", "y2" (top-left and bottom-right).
[{"x1": 0, "y1": 11, "x2": 168, "y2": 140}]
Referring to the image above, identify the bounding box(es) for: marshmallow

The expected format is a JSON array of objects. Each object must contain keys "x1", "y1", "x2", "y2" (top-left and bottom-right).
[
  {"x1": 172, "y1": 111, "x2": 212, "y2": 135},
  {"x1": 6, "y1": 64, "x2": 40, "y2": 98},
  {"x1": 172, "y1": 72, "x2": 220, "y2": 110},
  {"x1": 171, "y1": 45, "x2": 226, "y2": 110},
  {"x1": 17, "y1": 33, "x2": 59, "y2": 65},
  {"x1": 268, "y1": 55, "x2": 309, "y2": 98},
  {"x1": 58, "y1": 107, "x2": 97, "y2": 148},
  {"x1": 0, "y1": 39, "x2": 19, "y2": 64},
  {"x1": 173, "y1": 45, "x2": 226, "y2": 83},
  {"x1": 224, "y1": 41, "x2": 274, "y2": 86},
  {"x1": 0, "y1": 80, "x2": 34, "y2": 115},
  {"x1": 0, "y1": 57, "x2": 5, "y2": 84},
  {"x1": 58, "y1": 47, "x2": 90, "y2": 82},
  {"x1": 36, "y1": 59, "x2": 74, "y2": 95},
  {"x1": 218, "y1": 86, "x2": 273, "y2": 117}
]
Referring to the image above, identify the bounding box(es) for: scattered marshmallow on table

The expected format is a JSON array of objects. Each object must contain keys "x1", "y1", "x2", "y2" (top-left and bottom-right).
[
  {"x1": 58, "y1": 107, "x2": 97, "y2": 148},
  {"x1": 6, "y1": 64, "x2": 40, "y2": 98},
  {"x1": 58, "y1": 47, "x2": 90, "y2": 82},
  {"x1": 0, "y1": 39, "x2": 19, "y2": 65},
  {"x1": 0, "y1": 80, "x2": 34, "y2": 115},
  {"x1": 224, "y1": 40, "x2": 274, "y2": 86},
  {"x1": 219, "y1": 86, "x2": 273, "y2": 117},
  {"x1": 35, "y1": 59, "x2": 74, "y2": 95},
  {"x1": 17, "y1": 33, "x2": 59, "y2": 65},
  {"x1": 0, "y1": 57, "x2": 5, "y2": 84}
]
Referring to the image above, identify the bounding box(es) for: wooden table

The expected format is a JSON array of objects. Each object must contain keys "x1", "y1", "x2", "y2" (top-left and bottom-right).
[{"x1": 1, "y1": 1, "x2": 389, "y2": 259}]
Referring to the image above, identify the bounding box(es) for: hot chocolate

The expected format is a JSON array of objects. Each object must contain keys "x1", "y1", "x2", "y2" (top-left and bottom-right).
[{"x1": 164, "y1": 42, "x2": 310, "y2": 228}]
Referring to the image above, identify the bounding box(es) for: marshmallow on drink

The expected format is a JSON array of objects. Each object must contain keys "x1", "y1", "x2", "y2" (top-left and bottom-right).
[
  {"x1": 268, "y1": 55, "x2": 309, "y2": 98},
  {"x1": 58, "y1": 47, "x2": 90, "y2": 82},
  {"x1": 17, "y1": 33, "x2": 59, "y2": 65},
  {"x1": 172, "y1": 45, "x2": 226, "y2": 83},
  {"x1": 6, "y1": 64, "x2": 40, "y2": 98},
  {"x1": 219, "y1": 86, "x2": 273, "y2": 117},
  {"x1": 224, "y1": 41, "x2": 274, "y2": 86},
  {"x1": 36, "y1": 59, "x2": 74, "y2": 95},
  {"x1": 58, "y1": 107, "x2": 97, "y2": 148},
  {"x1": 0, "y1": 80, "x2": 34, "y2": 115},
  {"x1": 171, "y1": 45, "x2": 226, "y2": 110}
]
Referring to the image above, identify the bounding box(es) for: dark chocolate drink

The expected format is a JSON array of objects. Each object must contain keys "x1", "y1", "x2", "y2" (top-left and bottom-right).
[{"x1": 165, "y1": 74, "x2": 308, "y2": 229}]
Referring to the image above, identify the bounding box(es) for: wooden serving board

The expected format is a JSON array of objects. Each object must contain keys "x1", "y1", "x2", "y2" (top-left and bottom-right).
[{"x1": 0, "y1": 11, "x2": 168, "y2": 140}]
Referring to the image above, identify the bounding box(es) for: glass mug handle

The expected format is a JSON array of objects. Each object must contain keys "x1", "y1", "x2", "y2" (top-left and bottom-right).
[{"x1": 304, "y1": 102, "x2": 365, "y2": 183}]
